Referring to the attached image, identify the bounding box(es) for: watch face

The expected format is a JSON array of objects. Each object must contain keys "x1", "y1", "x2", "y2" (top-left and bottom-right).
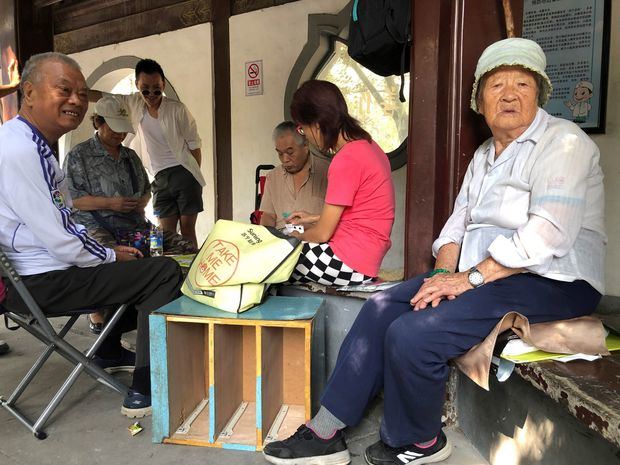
[{"x1": 468, "y1": 270, "x2": 484, "y2": 287}]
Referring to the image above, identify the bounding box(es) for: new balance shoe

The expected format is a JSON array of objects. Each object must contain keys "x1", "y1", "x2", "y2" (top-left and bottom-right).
[
  {"x1": 364, "y1": 430, "x2": 452, "y2": 465},
  {"x1": 263, "y1": 424, "x2": 351, "y2": 465},
  {"x1": 93, "y1": 347, "x2": 135, "y2": 373},
  {"x1": 121, "y1": 390, "x2": 152, "y2": 418},
  {"x1": 87, "y1": 314, "x2": 104, "y2": 335}
]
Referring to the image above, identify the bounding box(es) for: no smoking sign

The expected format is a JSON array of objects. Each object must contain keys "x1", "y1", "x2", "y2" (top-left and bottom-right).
[{"x1": 245, "y1": 60, "x2": 263, "y2": 96}]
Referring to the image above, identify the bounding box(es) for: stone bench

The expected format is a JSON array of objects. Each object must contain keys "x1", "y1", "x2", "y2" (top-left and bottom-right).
[
  {"x1": 514, "y1": 309, "x2": 620, "y2": 450},
  {"x1": 515, "y1": 353, "x2": 620, "y2": 449},
  {"x1": 458, "y1": 297, "x2": 620, "y2": 465}
]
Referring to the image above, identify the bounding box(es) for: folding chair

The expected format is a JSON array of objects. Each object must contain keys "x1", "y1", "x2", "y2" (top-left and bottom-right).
[{"x1": 0, "y1": 250, "x2": 129, "y2": 439}]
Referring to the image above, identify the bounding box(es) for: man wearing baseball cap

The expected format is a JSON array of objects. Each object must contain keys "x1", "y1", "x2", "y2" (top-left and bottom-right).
[
  {"x1": 63, "y1": 96, "x2": 149, "y2": 250},
  {"x1": 263, "y1": 37, "x2": 605, "y2": 465},
  {"x1": 64, "y1": 96, "x2": 195, "y2": 334}
]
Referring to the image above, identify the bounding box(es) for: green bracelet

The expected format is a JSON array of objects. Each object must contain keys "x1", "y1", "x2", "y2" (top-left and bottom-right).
[{"x1": 429, "y1": 268, "x2": 450, "y2": 277}]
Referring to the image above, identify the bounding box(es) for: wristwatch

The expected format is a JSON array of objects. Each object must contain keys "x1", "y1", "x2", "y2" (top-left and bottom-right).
[{"x1": 467, "y1": 266, "x2": 485, "y2": 288}]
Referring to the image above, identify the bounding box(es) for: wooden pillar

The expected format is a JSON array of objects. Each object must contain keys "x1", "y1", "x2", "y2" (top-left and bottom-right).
[
  {"x1": 212, "y1": 1, "x2": 233, "y2": 220},
  {"x1": 404, "y1": 0, "x2": 522, "y2": 277},
  {"x1": 404, "y1": 0, "x2": 453, "y2": 276},
  {"x1": 15, "y1": 1, "x2": 54, "y2": 63}
]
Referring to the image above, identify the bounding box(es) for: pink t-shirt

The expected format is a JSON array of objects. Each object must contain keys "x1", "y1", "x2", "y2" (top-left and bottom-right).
[{"x1": 326, "y1": 140, "x2": 395, "y2": 277}]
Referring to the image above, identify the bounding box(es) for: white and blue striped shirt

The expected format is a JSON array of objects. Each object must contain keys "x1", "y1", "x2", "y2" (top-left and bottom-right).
[{"x1": 0, "y1": 116, "x2": 115, "y2": 276}]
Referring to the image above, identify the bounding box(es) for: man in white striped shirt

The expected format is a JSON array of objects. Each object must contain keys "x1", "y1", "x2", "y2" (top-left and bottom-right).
[{"x1": 0, "y1": 52, "x2": 183, "y2": 419}]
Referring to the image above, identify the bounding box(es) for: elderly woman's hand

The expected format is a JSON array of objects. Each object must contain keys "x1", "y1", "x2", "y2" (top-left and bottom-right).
[
  {"x1": 108, "y1": 196, "x2": 139, "y2": 213},
  {"x1": 410, "y1": 272, "x2": 472, "y2": 311}
]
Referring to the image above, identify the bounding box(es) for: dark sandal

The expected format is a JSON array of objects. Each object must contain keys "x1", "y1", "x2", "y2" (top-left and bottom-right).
[
  {"x1": 0, "y1": 340, "x2": 10, "y2": 355},
  {"x1": 87, "y1": 315, "x2": 104, "y2": 335}
]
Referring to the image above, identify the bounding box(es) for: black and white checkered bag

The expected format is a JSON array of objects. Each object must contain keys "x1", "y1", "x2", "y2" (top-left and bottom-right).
[{"x1": 291, "y1": 242, "x2": 372, "y2": 287}]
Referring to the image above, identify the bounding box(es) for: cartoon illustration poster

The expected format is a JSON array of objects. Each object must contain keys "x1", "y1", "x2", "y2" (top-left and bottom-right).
[{"x1": 522, "y1": 0, "x2": 608, "y2": 131}]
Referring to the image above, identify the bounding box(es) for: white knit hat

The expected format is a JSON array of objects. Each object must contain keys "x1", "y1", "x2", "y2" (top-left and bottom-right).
[{"x1": 470, "y1": 38, "x2": 553, "y2": 113}]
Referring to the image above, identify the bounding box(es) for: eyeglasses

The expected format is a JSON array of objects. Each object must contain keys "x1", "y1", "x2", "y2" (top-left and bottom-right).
[
  {"x1": 141, "y1": 89, "x2": 162, "y2": 97},
  {"x1": 296, "y1": 125, "x2": 305, "y2": 136}
]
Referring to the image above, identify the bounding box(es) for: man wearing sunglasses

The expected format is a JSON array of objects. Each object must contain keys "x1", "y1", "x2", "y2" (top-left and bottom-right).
[{"x1": 89, "y1": 59, "x2": 204, "y2": 249}]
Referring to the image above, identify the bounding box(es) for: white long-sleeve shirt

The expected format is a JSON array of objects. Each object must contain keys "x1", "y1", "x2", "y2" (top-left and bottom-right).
[
  {"x1": 109, "y1": 93, "x2": 205, "y2": 186},
  {"x1": 0, "y1": 117, "x2": 115, "y2": 276},
  {"x1": 432, "y1": 108, "x2": 606, "y2": 293}
]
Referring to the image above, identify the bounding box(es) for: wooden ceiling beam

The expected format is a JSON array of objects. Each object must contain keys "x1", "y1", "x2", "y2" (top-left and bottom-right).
[
  {"x1": 53, "y1": 0, "x2": 181, "y2": 34},
  {"x1": 54, "y1": 0, "x2": 212, "y2": 54},
  {"x1": 33, "y1": 0, "x2": 64, "y2": 9}
]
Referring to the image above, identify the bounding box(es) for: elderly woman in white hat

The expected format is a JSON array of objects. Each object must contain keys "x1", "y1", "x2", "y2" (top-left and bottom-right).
[{"x1": 262, "y1": 38, "x2": 605, "y2": 465}]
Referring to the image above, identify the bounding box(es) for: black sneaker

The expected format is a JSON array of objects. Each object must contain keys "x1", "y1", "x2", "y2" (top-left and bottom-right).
[
  {"x1": 364, "y1": 430, "x2": 452, "y2": 464},
  {"x1": 121, "y1": 390, "x2": 152, "y2": 418},
  {"x1": 93, "y1": 347, "x2": 136, "y2": 374},
  {"x1": 87, "y1": 314, "x2": 104, "y2": 335},
  {"x1": 0, "y1": 340, "x2": 9, "y2": 355},
  {"x1": 263, "y1": 424, "x2": 351, "y2": 465}
]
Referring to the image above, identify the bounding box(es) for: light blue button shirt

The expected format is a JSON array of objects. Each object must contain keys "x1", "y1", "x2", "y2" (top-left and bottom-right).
[{"x1": 433, "y1": 108, "x2": 606, "y2": 294}]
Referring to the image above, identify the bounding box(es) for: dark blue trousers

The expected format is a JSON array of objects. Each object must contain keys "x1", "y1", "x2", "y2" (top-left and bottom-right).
[{"x1": 320, "y1": 273, "x2": 600, "y2": 447}]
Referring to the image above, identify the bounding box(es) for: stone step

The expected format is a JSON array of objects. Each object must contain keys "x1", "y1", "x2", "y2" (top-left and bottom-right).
[
  {"x1": 344, "y1": 393, "x2": 488, "y2": 465},
  {"x1": 347, "y1": 425, "x2": 489, "y2": 465}
]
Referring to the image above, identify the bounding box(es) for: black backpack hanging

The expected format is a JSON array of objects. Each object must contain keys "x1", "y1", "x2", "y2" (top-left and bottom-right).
[{"x1": 347, "y1": 0, "x2": 411, "y2": 102}]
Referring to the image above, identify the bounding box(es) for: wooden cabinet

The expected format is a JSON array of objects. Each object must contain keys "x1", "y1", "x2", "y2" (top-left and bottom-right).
[{"x1": 150, "y1": 295, "x2": 323, "y2": 451}]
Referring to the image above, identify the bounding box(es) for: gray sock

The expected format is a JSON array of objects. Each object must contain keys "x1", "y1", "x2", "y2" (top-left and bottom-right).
[{"x1": 307, "y1": 406, "x2": 346, "y2": 439}]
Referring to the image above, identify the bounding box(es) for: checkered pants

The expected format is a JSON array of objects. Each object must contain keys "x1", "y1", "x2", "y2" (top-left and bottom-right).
[{"x1": 290, "y1": 242, "x2": 373, "y2": 286}]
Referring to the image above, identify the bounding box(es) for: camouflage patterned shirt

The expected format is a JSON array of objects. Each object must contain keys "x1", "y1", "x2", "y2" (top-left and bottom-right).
[{"x1": 63, "y1": 134, "x2": 151, "y2": 231}]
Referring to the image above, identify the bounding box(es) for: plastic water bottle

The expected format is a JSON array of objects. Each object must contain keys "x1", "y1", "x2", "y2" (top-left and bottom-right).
[{"x1": 150, "y1": 222, "x2": 163, "y2": 257}]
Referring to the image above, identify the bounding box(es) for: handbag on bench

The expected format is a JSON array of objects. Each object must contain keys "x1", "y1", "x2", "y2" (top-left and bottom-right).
[{"x1": 182, "y1": 220, "x2": 302, "y2": 313}]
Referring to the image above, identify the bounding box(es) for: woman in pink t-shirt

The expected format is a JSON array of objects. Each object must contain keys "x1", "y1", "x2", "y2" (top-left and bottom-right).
[{"x1": 287, "y1": 80, "x2": 395, "y2": 286}]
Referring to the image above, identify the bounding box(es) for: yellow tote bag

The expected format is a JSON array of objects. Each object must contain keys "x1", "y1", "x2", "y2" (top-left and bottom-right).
[{"x1": 182, "y1": 220, "x2": 302, "y2": 313}]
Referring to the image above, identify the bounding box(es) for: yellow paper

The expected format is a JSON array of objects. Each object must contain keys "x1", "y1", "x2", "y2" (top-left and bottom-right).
[
  {"x1": 168, "y1": 254, "x2": 196, "y2": 268},
  {"x1": 128, "y1": 421, "x2": 143, "y2": 436},
  {"x1": 502, "y1": 333, "x2": 620, "y2": 364}
]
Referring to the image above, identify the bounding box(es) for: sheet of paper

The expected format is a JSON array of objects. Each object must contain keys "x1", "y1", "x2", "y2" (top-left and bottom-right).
[{"x1": 502, "y1": 333, "x2": 620, "y2": 364}]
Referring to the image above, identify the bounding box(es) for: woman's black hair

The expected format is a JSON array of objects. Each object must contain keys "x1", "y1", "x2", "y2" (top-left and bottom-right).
[{"x1": 290, "y1": 80, "x2": 371, "y2": 152}]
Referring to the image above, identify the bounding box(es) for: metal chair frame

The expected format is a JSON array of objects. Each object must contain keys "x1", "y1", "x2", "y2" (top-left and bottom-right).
[{"x1": 0, "y1": 250, "x2": 129, "y2": 439}]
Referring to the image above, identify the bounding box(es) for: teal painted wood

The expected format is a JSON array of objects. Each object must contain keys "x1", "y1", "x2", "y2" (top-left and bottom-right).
[
  {"x1": 209, "y1": 385, "x2": 215, "y2": 443},
  {"x1": 150, "y1": 314, "x2": 170, "y2": 443},
  {"x1": 222, "y1": 443, "x2": 257, "y2": 451},
  {"x1": 154, "y1": 295, "x2": 322, "y2": 321}
]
